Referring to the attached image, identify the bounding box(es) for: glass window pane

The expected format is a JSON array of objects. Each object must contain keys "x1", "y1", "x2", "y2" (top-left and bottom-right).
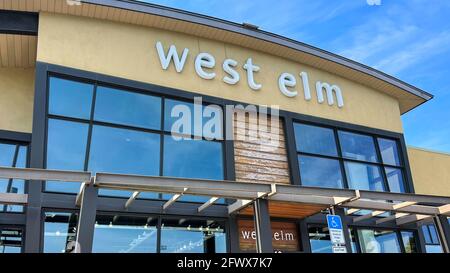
[
  {"x1": 160, "y1": 218, "x2": 226, "y2": 253},
  {"x1": 422, "y1": 225, "x2": 432, "y2": 244},
  {"x1": 385, "y1": 167, "x2": 405, "y2": 193},
  {"x1": 93, "y1": 214, "x2": 157, "y2": 253},
  {"x1": 339, "y1": 131, "x2": 379, "y2": 162},
  {"x1": 0, "y1": 229, "x2": 23, "y2": 253},
  {"x1": 45, "y1": 119, "x2": 89, "y2": 193},
  {"x1": 48, "y1": 77, "x2": 94, "y2": 119},
  {"x1": 163, "y1": 136, "x2": 224, "y2": 202},
  {"x1": 357, "y1": 229, "x2": 401, "y2": 253},
  {"x1": 426, "y1": 245, "x2": 443, "y2": 253},
  {"x1": 2, "y1": 146, "x2": 27, "y2": 213},
  {"x1": 378, "y1": 138, "x2": 401, "y2": 166},
  {"x1": 401, "y1": 231, "x2": 418, "y2": 253},
  {"x1": 0, "y1": 143, "x2": 16, "y2": 167},
  {"x1": 293, "y1": 123, "x2": 337, "y2": 156},
  {"x1": 163, "y1": 136, "x2": 223, "y2": 180},
  {"x1": 428, "y1": 224, "x2": 440, "y2": 244},
  {"x1": 45, "y1": 119, "x2": 88, "y2": 193},
  {"x1": 94, "y1": 86, "x2": 162, "y2": 130},
  {"x1": 298, "y1": 155, "x2": 343, "y2": 189},
  {"x1": 164, "y1": 99, "x2": 223, "y2": 139},
  {"x1": 43, "y1": 212, "x2": 78, "y2": 253},
  {"x1": 88, "y1": 125, "x2": 160, "y2": 198},
  {"x1": 308, "y1": 226, "x2": 332, "y2": 253},
  {"x1": 344, "y1": 161, "x2": 385, "y2": 191}
]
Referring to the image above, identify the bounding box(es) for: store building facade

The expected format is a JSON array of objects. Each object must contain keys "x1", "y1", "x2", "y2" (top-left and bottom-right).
[{"x1": 0, "y1": 0, "x2": 449, "y2": 254}]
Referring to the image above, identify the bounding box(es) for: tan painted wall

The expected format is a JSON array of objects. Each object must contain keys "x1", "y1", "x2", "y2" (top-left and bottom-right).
[
  {"x1": 0, "y1": 68, "x2": 34, "y2": 133},
  {"x1": 408, "y1": 147, "x2": 450, "y2": 196},
  {"x1": 37, "y1": 13, "x2": 403, "y2": 132}
]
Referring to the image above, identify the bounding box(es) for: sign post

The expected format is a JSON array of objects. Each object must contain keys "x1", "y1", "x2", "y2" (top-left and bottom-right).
[{"x1": 326, "y1": 214, "x2": 347, "y2": 253}]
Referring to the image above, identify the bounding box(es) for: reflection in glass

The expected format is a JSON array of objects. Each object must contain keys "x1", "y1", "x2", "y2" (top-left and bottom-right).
[
  {"x1": 294, "y1": 123, "x2": 337, "y2": 156},
  {"x1": 48, "y1": 77, "x2": 94, "y2": 119},
  {"x1": 378, "y1": 138, "x2": 401, "y2": 166},
  {"x1": 93, "y1": 214, "x2": 157, "y2": 253},
  {"x1": 357, "y1": 229, "x2": 401, "y2": 253},
  {"x1": 298, "y1": 155, "x2": 343, "y2": 189},
  {"x1": 385, "y1": 167, "x2": 405, "y2": 193},
  {"x1": 422, "y1": 224, "x2": 443, "y2": 253},
  {"x1": 43, "y1": 212, "x2": 78, "y2": 253},
  {"x1": 45, "y1": 119, "x2": 89, "y2": 193},
  {"x1": 401, "y1": 231, "x2": 418, "y2": 253},
  {"x1": 163, "y1": 136, "x2": 224, "y2": 202},
  {"x1": 308, "y1": 226, "x2": 332, "y2": 253},
  {"x1": 0, "y1": 228, "x2": 22, "y2": 253},
  {"x1": 164, "y1": 99, "x2": 223, "y2": 139},
  {"x1": 344, "y1": 162, "x2": 385, "y2": 191},
  {"x1": 88, "y1": 126, "x2": 160, "y2": 198},
  {"x1": 338, "y1": 131, "x2": 378, "y2": 163},
  {"x1": 0, "y1": 143, "x2": 27, "y2": 212},
  {"x1": 160, "y1": 218, "x2": 226, "y2": 253},
  {"x1": 94, "y1": 86, "x2": 161, "y2": 130}
]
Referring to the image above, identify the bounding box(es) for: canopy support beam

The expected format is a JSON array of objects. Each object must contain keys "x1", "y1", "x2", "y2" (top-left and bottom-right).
[{"x1": 198, "y1": 197, "x2": 219, "y2": 213}]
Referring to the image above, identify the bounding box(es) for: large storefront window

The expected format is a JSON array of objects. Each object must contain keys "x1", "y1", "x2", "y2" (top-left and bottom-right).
[
  {"x1": 92, "y1": 214, "x2": 158, "y2": 253},
  {"x1": 309, "y1": 225, "x2": 418, "y2": 253},
  {"x1": 353, "y1": 228, "x2": 418, "y2": 253},
  {"x1": 160, "y1": 218, "x2": 226, "y2": 253},
  {"x1": 0, "y1": 227, "x2": 23, "y2": 253},
  {"x1": 43, "y1": 212, "x2": 78, "y2": 253},
  {"x1": 357, "y1": 229, "x2": 402, "y2": 253},
  {"x1": 45, "y1": 76, "x2": 224, "y2": 202},
  {"x1": 0, "y1": 142, "x2": 28, "y2": 213},
  {"x1": 308, "y1": 226, "x2": 333, "y2": 253},
  {"x1": 293, "y1": 122, "x2": 407, "y2": 193},
  {"x1": 47, "y1": 214, "x2": 227, "y2": 253}
]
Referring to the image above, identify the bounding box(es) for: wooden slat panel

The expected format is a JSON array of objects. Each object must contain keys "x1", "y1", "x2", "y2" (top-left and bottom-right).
[
  {"x1": 234, "y1": 155, "x2": 289, "y2": 169},
  {"x1": 235, "y1": 164, "x2": 289, "y2": 177},
  {"x1": 234, "y1": 149, "x2": 287, "y2": 162},
  {"x1": 239, "y1": 201, "x2": 326, "y2": 219},
  {"x1": 235, "y1": 171, "x2": 290, "y2": 183},
  {"x1": 234, "y1": 140, "x2": 286, "y2": 153},
  {"x1": 233, "y1": 111, "x2": 291, "y2": 185},
  {"x1": 238, "y1": 219, "x2": 300, "y2": 252}
]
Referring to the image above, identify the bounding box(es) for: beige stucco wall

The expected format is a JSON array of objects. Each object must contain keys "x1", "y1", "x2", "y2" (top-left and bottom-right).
[
  {"x1": 408, "y1": 147, "x2": 450, "y2": 196},
  {"x1": 0, "y1": 67, "x2": 34, "y2": 133},
  {"x1": 37, "y1": 12, "x2": 403, "y2": 132}
]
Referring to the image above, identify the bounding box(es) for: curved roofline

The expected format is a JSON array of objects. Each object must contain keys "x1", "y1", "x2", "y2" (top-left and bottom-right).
[{"x1": 85, "y1": 0, "x2": 433, "y2": 102}]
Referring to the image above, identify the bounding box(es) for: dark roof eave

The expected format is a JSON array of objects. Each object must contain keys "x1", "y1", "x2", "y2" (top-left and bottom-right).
[{"x1": 83, "y1": 0, "x2": 433, "y2": 103}]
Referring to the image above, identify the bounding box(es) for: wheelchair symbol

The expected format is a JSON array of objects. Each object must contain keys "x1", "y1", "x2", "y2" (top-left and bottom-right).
[{"x1": 331, "y1": 218, "x2": 338, "y2": 228}]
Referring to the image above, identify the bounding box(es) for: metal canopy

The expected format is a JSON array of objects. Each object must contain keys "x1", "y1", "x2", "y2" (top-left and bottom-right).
[{"x1": 1, "y1": 166, "x2": 450, "y2": 225}]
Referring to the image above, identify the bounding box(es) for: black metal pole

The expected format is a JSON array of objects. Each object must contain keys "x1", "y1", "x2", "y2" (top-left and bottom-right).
[{"x1": 253, "y1": 199, "x2": 273, "y2": 253}]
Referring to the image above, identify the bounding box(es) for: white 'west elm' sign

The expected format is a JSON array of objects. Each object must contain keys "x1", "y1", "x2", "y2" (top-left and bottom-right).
[{"x1": 155, "y1": 41, "x2": 344, "y2": 108}]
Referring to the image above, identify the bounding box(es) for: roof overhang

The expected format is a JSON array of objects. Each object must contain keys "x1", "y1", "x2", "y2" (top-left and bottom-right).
[{"x1": 0, "y1": 0, "x2": 433, "y2": 113}]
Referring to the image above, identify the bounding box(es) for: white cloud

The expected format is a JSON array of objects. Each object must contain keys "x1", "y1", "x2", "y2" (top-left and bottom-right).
[{"x1": 373, "y1": 31, "x2": 450, "y2": 74}]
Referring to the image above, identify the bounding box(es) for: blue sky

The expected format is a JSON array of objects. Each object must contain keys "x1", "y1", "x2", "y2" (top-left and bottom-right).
[{"x1": 138, "y1": 0, "x2": 450, "y2": 153}]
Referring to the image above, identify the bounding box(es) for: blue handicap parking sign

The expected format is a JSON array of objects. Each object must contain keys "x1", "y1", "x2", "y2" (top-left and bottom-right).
[{"x1": 326, "y1": 215, "x2": 343, "y2": 230}]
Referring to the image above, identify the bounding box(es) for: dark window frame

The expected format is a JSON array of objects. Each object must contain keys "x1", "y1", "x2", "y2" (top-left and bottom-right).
[
  {"x1": 43, "y1": 73, "x2": 227, "y2": 201},
  {"x1": 291, "y1": 120, "x2": 408, "y2": 193}
]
